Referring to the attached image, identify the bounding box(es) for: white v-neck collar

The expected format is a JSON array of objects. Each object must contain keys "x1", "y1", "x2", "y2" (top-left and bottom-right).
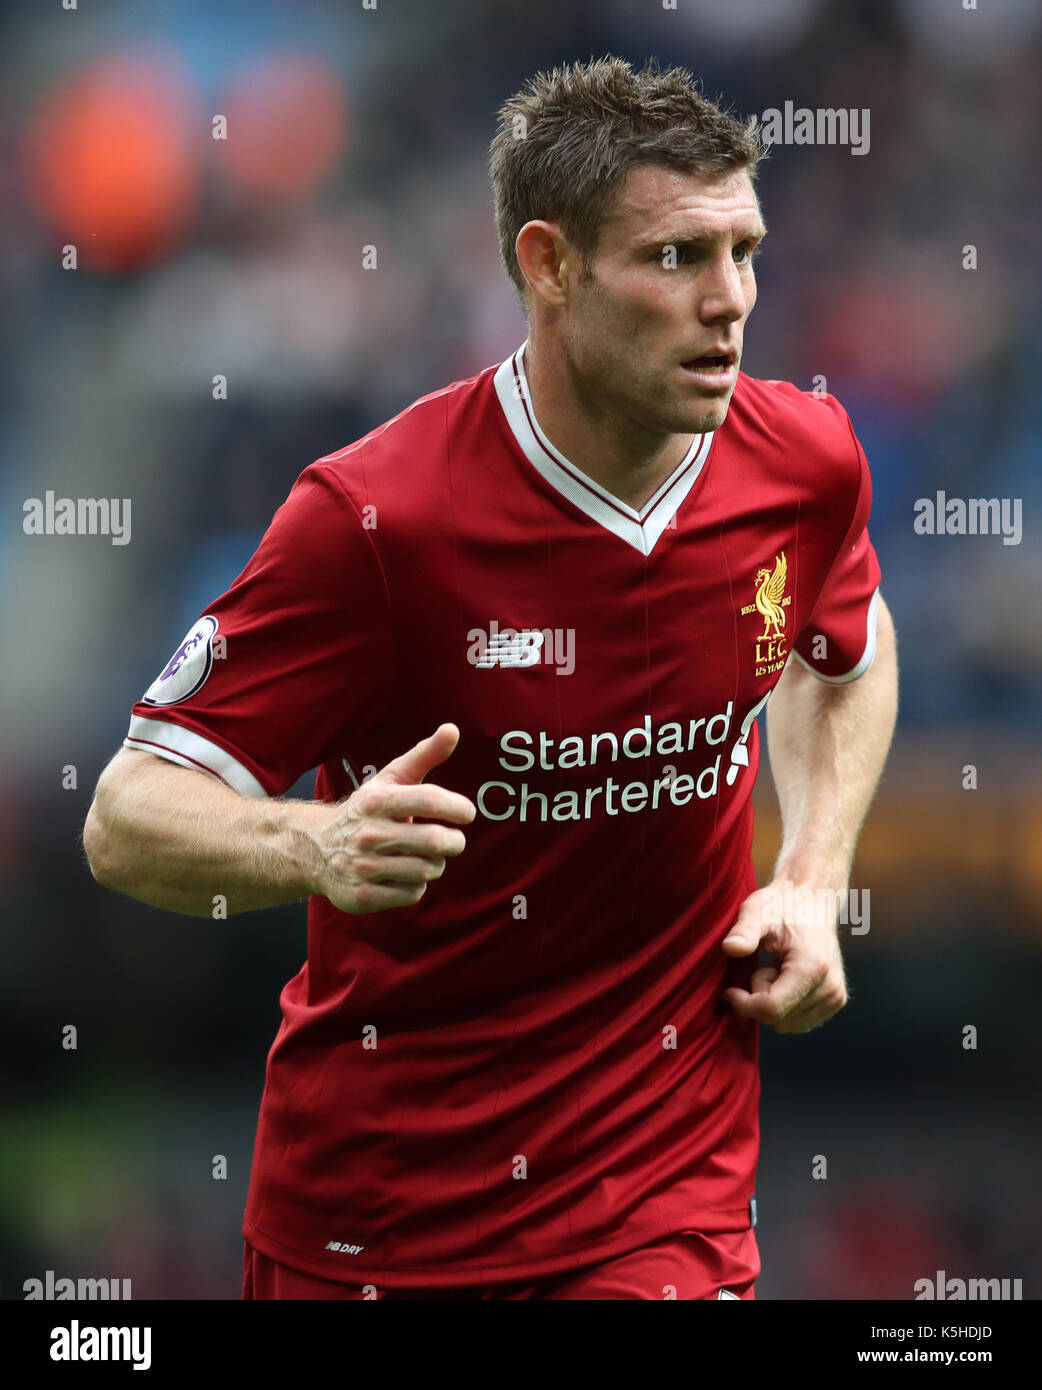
[{"x1": 493, "y1": 339, "x2": 715, "y2": 556}]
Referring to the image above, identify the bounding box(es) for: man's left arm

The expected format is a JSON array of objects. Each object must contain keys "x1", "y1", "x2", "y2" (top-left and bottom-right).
[{"x1": 722, "y1": 594, "x2": 898, "y2": 1033}]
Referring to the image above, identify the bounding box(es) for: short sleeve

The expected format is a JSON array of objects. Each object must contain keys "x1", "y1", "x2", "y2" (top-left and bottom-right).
[
  {"x1": 124, "y1": 464, "x2": 393, "y2": 797},
  {"x1": 792, "y1": 421, "x2": 882, "y2": 684}
]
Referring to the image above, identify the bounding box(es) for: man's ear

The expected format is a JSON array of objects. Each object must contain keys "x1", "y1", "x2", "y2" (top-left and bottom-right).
[{"x1": 515, "y1": 221, "x2": 569, "y2": 309}]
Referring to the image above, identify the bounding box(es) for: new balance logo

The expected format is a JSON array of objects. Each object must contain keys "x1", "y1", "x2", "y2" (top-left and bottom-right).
[
  {"x1": 474, "y1": 629, "x2": 544, "y2": 668},
  {"x1": 325, "y1": 1241, "x2": 364, "y2": 1254},
  {"x1": 467, "y1": 620, "x2": 575, "y2": 674}
]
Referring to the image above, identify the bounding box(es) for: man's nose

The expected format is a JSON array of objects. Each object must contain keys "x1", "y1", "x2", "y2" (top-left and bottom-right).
[{"x1": 699, "y1": 255, "x2": 748, "y2": 323}]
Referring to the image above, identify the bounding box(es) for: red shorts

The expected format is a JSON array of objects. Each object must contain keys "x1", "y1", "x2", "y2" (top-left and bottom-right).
[{"x1": 242, "y1": 1228, "x2": 758, "y2": 1300}]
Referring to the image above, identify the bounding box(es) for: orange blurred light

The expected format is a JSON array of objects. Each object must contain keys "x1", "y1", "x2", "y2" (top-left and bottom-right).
[
  {"x1": 23, "y1": 54, "x2": 201, "y2": 273},
  {"x1": 216, "y1": 53, "x2": 347, "y2": 201}
]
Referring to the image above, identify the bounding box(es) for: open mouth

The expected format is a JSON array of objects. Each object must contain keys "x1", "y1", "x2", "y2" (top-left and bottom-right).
[{"x1": 683, "y1": 354, "x2": 734, "y2": 371}]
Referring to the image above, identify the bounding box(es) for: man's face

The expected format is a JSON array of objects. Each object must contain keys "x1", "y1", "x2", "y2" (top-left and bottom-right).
[{"x1": 560, "y1": 164, "x2": 765, "y2": 437}]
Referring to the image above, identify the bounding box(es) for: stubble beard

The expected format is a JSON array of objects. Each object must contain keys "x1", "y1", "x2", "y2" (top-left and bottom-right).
[{"x1": 635, "y1": 374, "x2": 735, "y2": 439}]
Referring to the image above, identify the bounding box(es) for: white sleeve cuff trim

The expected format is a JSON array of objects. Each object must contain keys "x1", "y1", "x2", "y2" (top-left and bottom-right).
[
  {"x1": 793, "y1": 587, "x2": 880, "y2": 685},
  {"x1": 124, "y1": 716, "x2": 269, "y2": 798}
]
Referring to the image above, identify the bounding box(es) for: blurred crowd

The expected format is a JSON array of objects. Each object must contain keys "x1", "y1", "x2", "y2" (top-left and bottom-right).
[{"x1": 1, "y1": 0, "x2": 1038, "y2": 1299}]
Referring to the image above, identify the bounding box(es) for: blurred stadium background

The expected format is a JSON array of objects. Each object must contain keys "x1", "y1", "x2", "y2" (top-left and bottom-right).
[{"x1": 2, "y1": 0, "x2": 1040, "y2": 1299}]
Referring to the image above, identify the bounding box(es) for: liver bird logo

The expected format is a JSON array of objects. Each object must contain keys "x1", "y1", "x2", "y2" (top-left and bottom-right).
[{"x1": 754, "y1": 552, "x2": 787, "y2": 640}]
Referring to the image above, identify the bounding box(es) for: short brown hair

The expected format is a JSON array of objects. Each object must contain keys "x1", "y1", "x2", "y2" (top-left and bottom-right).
[{"x1": 489, "y1": 55, "x2": 762, "y2": 307}]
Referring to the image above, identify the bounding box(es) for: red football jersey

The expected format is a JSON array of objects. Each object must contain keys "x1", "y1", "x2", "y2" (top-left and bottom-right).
[{"x1": 125, "y1": 342, "x2": 881, "y2": 1288}]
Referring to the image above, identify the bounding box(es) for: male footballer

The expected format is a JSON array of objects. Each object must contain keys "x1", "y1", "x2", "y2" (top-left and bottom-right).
[{"x1": 83, "y1": 56, "x2": 898, "y2": 1300}]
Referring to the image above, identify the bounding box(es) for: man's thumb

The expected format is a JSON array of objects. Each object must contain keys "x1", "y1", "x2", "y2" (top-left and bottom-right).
[
  {"x1": 379, "y1": 723, "x2": 460, "y2": 785},
  {"x1": 721, "y1": 902, "x2": 764, "y2": 955}
]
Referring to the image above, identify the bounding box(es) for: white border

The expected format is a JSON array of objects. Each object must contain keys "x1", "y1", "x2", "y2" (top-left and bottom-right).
[
  {"x1": 124, "y1": 716, "x2": 268, "y2": 798},
  {"x1": 792, "y1": 587, "x2": 880, "y2": 685},
  {"x1": 493, "y1": 341, "x2": 714, "y2": 556}
]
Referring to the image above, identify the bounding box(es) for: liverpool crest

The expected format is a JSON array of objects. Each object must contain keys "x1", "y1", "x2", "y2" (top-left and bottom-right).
[{"x1": 740, "y1": 552, "x2": 791, "y2": 675}]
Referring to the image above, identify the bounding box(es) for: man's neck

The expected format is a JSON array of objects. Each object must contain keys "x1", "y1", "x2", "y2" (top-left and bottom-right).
[{"x1": 523, "y1": 340, "x2": 693, "y2": 513}]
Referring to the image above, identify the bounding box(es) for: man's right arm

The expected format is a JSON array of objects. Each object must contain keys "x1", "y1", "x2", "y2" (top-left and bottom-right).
[{"x1": 82, "y1": 726, "x2": 475, "y2": 919}]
